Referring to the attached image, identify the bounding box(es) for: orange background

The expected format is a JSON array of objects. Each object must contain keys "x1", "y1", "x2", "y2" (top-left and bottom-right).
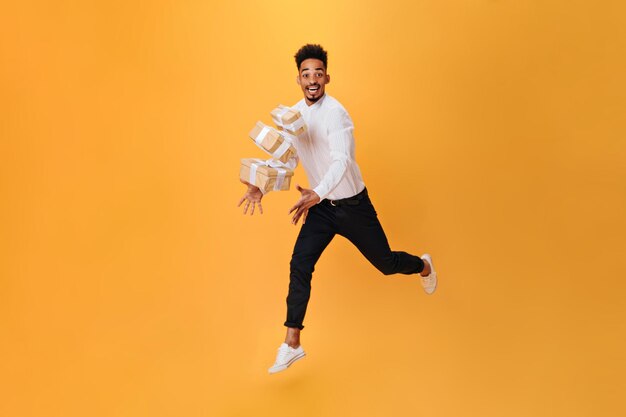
[{"x1": 2, "y1": 1, "x2": 625, "y2": 416}]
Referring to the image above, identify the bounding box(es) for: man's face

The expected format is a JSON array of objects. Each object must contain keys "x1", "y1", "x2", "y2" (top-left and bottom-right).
[{"x1": 297, "y1": 58, "x2": 330, "y2": 105}]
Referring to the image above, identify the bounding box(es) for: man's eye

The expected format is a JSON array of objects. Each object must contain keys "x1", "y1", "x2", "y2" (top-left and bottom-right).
[{"x1": 303, "y1": 74, "x2": 309, "y2": 78}]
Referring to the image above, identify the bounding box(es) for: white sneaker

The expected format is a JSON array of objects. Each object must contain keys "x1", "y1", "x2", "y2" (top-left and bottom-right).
[
  {"x1": 268, "y1": 343, "x2": 306, "y2": 374},
  {"x1": 420, "y1": 254, "x2": 437, "y2": 295}
]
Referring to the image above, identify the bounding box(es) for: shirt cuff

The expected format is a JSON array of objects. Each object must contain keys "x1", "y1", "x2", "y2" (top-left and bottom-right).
[{"x1": 312, "y1": 185, "x2": 327, "y2": 202}]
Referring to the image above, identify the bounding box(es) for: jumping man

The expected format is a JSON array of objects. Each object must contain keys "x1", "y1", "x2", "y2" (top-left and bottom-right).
[{"x1": 238, "y1": 44, "x2": 438, "y2": 374}]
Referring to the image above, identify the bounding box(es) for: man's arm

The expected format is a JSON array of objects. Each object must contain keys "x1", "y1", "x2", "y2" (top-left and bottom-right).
[
  {"x1": 311, "y1": 107, "x2": 353, "y2": 200},
  {"x1": 289, "y1": 108, "x2": 353, "y2": 225}
]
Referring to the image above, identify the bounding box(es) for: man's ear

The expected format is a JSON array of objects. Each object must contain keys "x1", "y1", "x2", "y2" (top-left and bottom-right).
[
  {"x1": 296, "y1": 75, "x2": 301, "y2": 85},
  {"x1": 326, "y1": 74, "x2": 330, "y2": 84}
]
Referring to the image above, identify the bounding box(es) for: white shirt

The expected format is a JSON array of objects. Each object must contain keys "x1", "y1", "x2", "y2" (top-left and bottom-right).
[{"x1": 290, "y1": 94, "x2": 365, "y2": 201}]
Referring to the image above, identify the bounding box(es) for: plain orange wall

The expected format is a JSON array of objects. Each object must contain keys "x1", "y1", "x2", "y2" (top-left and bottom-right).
[{"x1": 1, "y1": 1, "x2": 625, "y2": 416}]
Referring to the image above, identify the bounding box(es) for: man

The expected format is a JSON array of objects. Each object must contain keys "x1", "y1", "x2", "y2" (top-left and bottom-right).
[{"x1": 238, "y1": 44, "x2": 438, "y2": 374}]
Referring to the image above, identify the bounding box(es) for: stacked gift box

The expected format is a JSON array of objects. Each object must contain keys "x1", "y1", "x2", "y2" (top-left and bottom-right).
[
  {"x1": 248, "y1": 121, "x2": 297, "y2": 164},
  {"x1": 240, "y1": 158, "x2": 293, "y2": 192},
  {"x1": 239, "y1": 105, "x2": 306, "y2": 193},
  {"x1": 270, "y1": 105, "x2": 307, "y2": 136}
]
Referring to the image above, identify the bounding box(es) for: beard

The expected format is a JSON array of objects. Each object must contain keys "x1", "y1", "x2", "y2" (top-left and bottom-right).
[
  {"x1": 305, "y1": 88, "x2": 323, "y2": 103},
  {"x1": 306, "y1": 94, "x2": 321, "y2": 103}
]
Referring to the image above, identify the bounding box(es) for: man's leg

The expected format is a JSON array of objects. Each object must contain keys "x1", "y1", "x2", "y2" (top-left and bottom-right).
[
  {"x1": 285, "y1": 327, "x2": 301, "y2": 349},
  {"x1": 270, "y1": 204, "x2": 336, "y2": 374},
  {"x1": 284, "y1": 203, "x2": 336, "y2": 345},
  {"x1": 338, "y1": 194, "x2": 425, "y2": 276}
]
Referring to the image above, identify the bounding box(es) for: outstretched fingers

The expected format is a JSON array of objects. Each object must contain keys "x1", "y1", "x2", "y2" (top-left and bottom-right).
[
  {"x1": 291, "y1": 206, "x2": 307, "y2": 225},
  {"x1": 288, "y1": 200, "x2": 302, "y2": 215}
]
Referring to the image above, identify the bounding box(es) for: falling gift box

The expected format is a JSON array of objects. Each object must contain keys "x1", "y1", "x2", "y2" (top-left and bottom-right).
[
  {"x1": 270, "y1": 105, "x2": 307, "y2": 136},
  {"x1": 248, "y1": 121, "x2": 297, "y2": 164},
  {"x1": 240, "y1": 158, "x2": 294, "y2": 193}
]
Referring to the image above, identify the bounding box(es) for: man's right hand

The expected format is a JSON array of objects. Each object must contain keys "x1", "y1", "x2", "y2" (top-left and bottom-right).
[{"x1": 237, "y1": 179, "x2": 264, "y2": 215}]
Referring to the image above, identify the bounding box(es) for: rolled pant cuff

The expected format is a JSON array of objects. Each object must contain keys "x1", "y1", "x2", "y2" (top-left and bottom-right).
[{"x1": 284, "y1": 321, "x2": 304, "y2": 330}]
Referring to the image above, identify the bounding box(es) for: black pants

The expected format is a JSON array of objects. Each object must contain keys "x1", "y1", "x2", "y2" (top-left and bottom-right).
[{"x1": 284, "y1": 188, "x2": 425, "y2": 329}]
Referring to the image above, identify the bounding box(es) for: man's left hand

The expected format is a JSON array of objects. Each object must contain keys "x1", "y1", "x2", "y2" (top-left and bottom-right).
[{"x1": 289, "y1": 185, "x2": 321, "y2": 225}]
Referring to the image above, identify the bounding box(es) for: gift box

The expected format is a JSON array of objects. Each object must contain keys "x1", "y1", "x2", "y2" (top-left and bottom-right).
[
  {"x1": 240, "y1": 158, "x2": 294, "y2": 192},
  {"x1": 270, "y1": 105, "x2": 307, "y2": 136},
  {"x1": 248, "y1": 121, "x2": 297, "y2": 163}
]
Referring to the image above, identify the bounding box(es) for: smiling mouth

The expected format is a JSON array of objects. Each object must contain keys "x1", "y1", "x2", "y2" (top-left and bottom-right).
[{"x1": 306, "y1": 85, "x2": 320, "y2": 93}]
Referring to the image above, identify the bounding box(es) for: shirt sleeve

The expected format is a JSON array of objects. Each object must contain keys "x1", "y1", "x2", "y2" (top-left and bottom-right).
[{"x1": 312, "y1": 107, "x2": 354, "y2": 200}]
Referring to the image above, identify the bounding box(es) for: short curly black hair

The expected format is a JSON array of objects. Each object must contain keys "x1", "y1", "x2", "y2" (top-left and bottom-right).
[{"x1": 294, "y1": 44, "x2": 328, "y2": 70}]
